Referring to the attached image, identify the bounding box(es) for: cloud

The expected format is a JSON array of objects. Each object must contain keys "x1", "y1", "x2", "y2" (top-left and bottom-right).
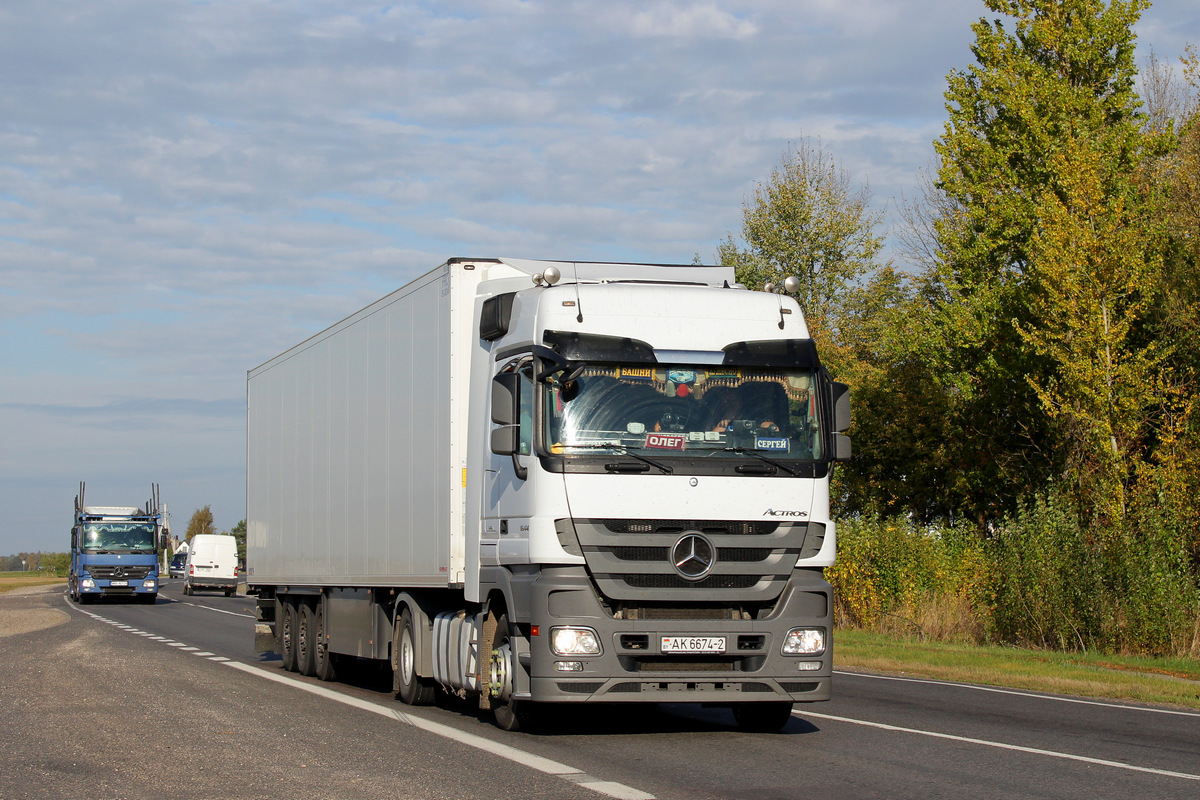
[{"x1": 0, "y1": 0, "x2": 1195, "y2": 553}]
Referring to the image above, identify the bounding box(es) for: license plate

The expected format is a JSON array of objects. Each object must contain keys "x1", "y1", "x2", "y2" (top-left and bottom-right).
[
  {"x1": 661, "y1": 636, "x2": 726, "y2": 654},
  {"x1": 110, "y1": 580, "x2": 128, "y2": 587}
]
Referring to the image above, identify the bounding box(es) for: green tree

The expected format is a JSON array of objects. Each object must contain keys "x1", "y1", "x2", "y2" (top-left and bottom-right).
[
  {"x1": 718, "y1": 138, "x2": 886, "y2": 343},
  {"x1": 926, "y1": 0, "x2": 1154, "y2": 523},
  {"x1": 229, "y1": 519, "x2": 247, "y2": 564},
  {"x1": 184, "y1": 505, "x2": 215, "y2": 543}
]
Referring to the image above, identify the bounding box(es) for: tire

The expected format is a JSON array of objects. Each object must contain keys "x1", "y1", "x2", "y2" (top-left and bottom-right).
[
  {"x1": 224, "y1": 587, "x2": 234, "y2": 597},
  {"x1": 313, "y1": 600, "x2": 337, "y2": 682},
  {"x1": 732, "y1": 702, "x2": 794, "y2": 733},
  {"x1": 490, "y1": 612, "x2": 539, "y2": 732},
  {"x1": 183, "y1": 581, "x2": 192, "y2": 596},
  {"x1": 279, "y1": 600, "x2": 298, "y2": 672},
  {"x1": 297, "y1": 603, "x2": 317, "y2": 676},
  {"x1": 393, "y1": 607, "x2": 436, "y2": 705},
  {"x1": 138, "y1": 593, "x2": 157, "y2": 605}
]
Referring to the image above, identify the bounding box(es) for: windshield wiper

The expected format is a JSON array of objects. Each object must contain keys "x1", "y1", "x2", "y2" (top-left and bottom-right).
[
  {"x1": 566, "y1": 443, "x2": 674, "y2": 474},
  {"x1": 722, "y1": 447, "x2": 801, "y2": 477}
]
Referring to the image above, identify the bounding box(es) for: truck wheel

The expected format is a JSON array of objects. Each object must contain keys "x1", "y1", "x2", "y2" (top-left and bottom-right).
[
  {"x1": 490, "y1": 612, "x2": 538, "y2": 732},
  {"x1": 297, "y1": 603, "x2": 317, "y2": 676},
  {"x1": 313, "y1": 601, "x2": 337, "y2": 682},
  {"x1": 732, "y1": 702, "x2": 794, "y2": 733},
  {"x1": 279, "y1": 601, "x2": 298, "y2": 672},
  {"x1": 393, "y1": 607, "x2": 436, "y2": 705}
]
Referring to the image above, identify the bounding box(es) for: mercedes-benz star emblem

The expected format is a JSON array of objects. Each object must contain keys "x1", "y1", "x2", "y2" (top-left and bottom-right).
[{"x1": 671, "y1": 533, "x2": 715, "y2": 581}]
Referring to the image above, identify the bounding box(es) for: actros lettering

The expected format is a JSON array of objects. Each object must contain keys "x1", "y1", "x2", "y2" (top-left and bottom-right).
[{"x1": 763, "y1": 509, "x2": 808, "y2": 517}]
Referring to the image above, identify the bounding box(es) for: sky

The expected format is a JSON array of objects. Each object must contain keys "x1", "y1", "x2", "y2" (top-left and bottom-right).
[{"x1": 2, "y1": 1, "x2": 1197, "y2": 556}]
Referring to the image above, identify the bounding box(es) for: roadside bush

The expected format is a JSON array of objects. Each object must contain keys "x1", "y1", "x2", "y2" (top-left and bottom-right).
[
  {"x1": 828, "y1": 517, "x2": 985, "y2": 642},
  {"x1": 832, "y1": 491, "x2": 1200, "y2": 657},
  {"x1": 983, "y1": 495, "x2": 1103, "y2": 651}
]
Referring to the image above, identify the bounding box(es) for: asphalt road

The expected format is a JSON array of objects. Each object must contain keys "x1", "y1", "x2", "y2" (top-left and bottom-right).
[{"x1": 2, "y1": 581, "x2": 1198, "y2": 800}]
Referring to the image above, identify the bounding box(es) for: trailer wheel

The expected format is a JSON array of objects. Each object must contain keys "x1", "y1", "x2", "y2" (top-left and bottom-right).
[
  {"x1": 490, "y1": 612, "x2": 539, "y2": 732},
  {"x1": 392, "y1": 607, "x2": 436, "y2": 705},
  {"x1": 732, "y1": 702, "x2": 794, "y2": 733},
  {"x1": 313, "y1": 600, "x2": 337, "y2": 682},
  {"x1": 297, "y1": 603, "x2": 317, "y2": 676},
  {"x1": 279, "y1": 600, "x2": 298, "y2": 672}
]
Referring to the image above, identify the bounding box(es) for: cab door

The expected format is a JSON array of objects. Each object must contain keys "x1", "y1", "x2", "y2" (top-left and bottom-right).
[{"x1": 483, "y1": 357, "x2": 536, "y2": 565}]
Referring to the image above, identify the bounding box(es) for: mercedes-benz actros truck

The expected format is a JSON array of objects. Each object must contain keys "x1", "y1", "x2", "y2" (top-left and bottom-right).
[
  {"x1": 70, "y1": 483, "x2": 163, "y2": 604},
  {"x1": 247, "y1": 257, "x2": 850, "y2": 731}
]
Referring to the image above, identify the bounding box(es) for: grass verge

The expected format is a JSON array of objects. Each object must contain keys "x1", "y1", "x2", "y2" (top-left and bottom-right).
[
  {"x1": 835, "y1": 628, "x2": 1200, "y2": 710},
  {"x1": 0, "y1": 573, "x2": 68, "y2": 594}
]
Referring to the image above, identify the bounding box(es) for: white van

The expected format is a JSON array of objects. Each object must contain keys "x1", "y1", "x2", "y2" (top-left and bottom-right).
[{"x1": 184, "y1": 534, "x2": 239, "y2": 596}]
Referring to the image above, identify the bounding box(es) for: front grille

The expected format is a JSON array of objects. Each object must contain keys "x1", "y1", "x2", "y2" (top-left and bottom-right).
[
  {"x1": 603, "y1": 519, "x2": 778, "y2": 536},
  {"x1": 622, "y1": 574, "x2": 758, "y2": 590},
  {"x1": 626, "y1": 658, "x2": 740, "y2": 672},
  {"x1": 604, "y1": 681, "x2": 779, "y2": 695},
  {"x1": 779, "y1": 682, "x2": 821, "y2": 693},
  {"x1": 557, "y1": 682, "x2": 605, "y2": 694},
  {"x1": 575, "y1": 519, "x2": 816, "y2": 603},
  {"x1": 605, "y1": 546, "x2": 773, "y2": 563},
  {"x1": 88, "y1": 565, "x2": 153, "y2": 580}
]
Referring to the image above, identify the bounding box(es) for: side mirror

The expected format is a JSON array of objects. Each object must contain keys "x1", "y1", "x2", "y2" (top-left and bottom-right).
[
  {"x1": 491, "y1": 372, "x2": 520, "y2": 426},
  {"x1": 490, "y1": 372, "x2": 521, "y2": 461},
  {"x1": 832, "y1": 432, "x2": 852, "y2": 462},
  {"x1": 831, "y1": 382, "x2": 851, "y2": 433}
]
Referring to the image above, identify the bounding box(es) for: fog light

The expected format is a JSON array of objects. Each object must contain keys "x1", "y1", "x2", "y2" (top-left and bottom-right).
[
  {"x1": 797, "y1": 661, "x2": 821, "y2": 671},
  {"x1": 781, "y1": 628, "x2": 825, "y2": 655},
  {"x1": 555, "y1": 661, "x2": 584, "y2": 672},
  {"x1": 550, "y1": 626, "x2": 601, "y2": 656}
]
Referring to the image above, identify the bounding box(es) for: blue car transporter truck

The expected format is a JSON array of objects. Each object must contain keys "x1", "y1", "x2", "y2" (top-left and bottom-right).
[{"x1": 70, "y1": 482, "x2": 163, "y2": 604}]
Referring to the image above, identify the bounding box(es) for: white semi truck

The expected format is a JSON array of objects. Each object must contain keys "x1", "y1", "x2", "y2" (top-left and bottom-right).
[{"x1": 247, "y1": 257, "x2": 850, "y2": 732}]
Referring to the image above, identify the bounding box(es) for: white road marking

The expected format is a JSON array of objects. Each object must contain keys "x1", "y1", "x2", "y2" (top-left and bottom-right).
[
  {"x1": 181, "y1": 602, "x2": 256, "y2": 620},
  {"x1": 66, "y1": 593, "x2": 656, "y2": 800},
  {"x1": 835, "y1": 670, "x2": 1200, "y2": 719},
  {"x1": 800, "y1": 709, "x2": 1200, "y2": 782},
  {"x1": 222, "y1": 662, "x2": 655, "y2": 800}
]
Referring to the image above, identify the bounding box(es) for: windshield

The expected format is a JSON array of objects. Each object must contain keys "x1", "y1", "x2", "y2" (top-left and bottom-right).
[
  {"x1": 81, "y1": 522, "x2": 157, "y2": 553},
  {"x1": 544, "y1": 364, "x2": 823, "y2": 461}
]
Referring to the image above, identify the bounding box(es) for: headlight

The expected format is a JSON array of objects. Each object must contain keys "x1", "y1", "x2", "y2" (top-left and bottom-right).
[
  {"x1": 781, "y1": 628, "x2": 825, "y2": 655},
  {"x1": 81, "y1": 578, "x2": 96, "y2": 589},
  {"x1": 143, "y1": 579, "x2": 156, "y2": 590},
  {"x1": 550, "y1": 626, "x2": 601, "y2": 656}
]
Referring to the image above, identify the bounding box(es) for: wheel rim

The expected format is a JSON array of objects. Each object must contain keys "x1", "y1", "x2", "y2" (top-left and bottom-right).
[
  {"x1": 297, "y1": 613, "x2": 308, "y2": 663},
  {"x1": 282, "y1": 608, "x2": 293, "y2": 655},
  {"x1": 489, "y1": 640, "x2": 514, "y2": 703},
  {"x1": 315, "y1": 607, "x2": 326, "y2": 668},
  {"x1": 401, "y1": 629, "x2": 415, "y2": 685}
]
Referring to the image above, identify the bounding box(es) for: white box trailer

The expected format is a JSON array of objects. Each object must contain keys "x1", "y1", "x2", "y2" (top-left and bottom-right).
[
  {"x1": 247, "y1": 264, "x2": 467, "y2": 587},
  {"x1": 248, "y1": 257, "x2": 851, "y2": 732}
]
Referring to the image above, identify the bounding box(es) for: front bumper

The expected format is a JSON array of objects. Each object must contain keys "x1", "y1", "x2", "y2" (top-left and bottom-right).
[
  {"x1": 518, "y1": 567, "x2": 833, "y2": 704},
  {"x1": 79, "y1": 578, "x2": 158, "y2": 596}
]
